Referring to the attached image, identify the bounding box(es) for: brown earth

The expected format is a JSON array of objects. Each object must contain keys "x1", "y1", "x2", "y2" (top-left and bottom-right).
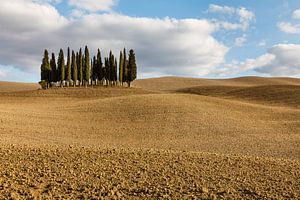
[{"x1": 0, "y1": 77, "x2": 299, "y2": 199}]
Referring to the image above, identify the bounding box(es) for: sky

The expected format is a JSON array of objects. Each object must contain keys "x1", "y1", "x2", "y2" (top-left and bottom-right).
[{"x1": 0, "y1": 0, "x2": 300, "y2": 82}]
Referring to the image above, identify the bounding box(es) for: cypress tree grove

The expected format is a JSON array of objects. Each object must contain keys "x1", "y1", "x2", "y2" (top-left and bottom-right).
[
  {"x1": 127, "y1": 49, "x2": 137, "y2": 87},
  {"x1": 57, "y1": 49, "x2": 65, "y2": 87},
  {"x1": 40, "y1": 49, "x2": 51, "y2": 89},
  {"x1": 78, "y1": 48, "x2": 83, "y2": 86},
  {"x1": 84, "y1": 46, "x2": 90, "y2": 87},
  {"x1": 50, "y1": 52, "x2": 57, "y2": 84},
  {"x1": 119, "y1": 51, "x2": 124, "y2": 86},
  {"x1": 72, "y1": 50, "x2": 77, "y2": 87},
  {"x1": 40, "y1": 46, "x2": 137, "y2": 88},
  {"x1": 66, "y1": 47, "x2": 71, "y2": 86}
]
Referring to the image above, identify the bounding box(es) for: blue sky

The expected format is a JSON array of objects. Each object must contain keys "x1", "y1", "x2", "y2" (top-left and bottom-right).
[{"x1": 0, "y1": 0, "x2": 300, "y2": 82}]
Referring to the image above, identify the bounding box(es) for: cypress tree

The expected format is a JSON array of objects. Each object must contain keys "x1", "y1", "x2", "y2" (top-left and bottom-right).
[
  {"x1": 40, "y1": 49, "x2": 51, "y2": 89},
  {"x1": 127, "y1": 49, "x2": 137, "y2": 87},
  {"x1": 57, "y1": 49, "x2": 65, "y2": 87},
  {"x1": 119, "y1": 51, "x2": 124, "y2": 86},
  {"x1": 104, "y1": 57, "x2": 109, "y2": 85},
  {"x1": 109, "y1": 51, "x2": 117, "y2": 85},
  {"x1": 92, "y1": 56, "x2": 97, "y2": 85},
  {"x1": 96, "y1": 49, "x2": 103, "y2": 85},
  {"x1": 66, "y1": 47, "x2": 71, "y2": 86},
  {"x1": 50, "y1": 52, "x2": 57, "y2": 84},
  {"x1": 84, "y1": 46, "x2": 90, "y2": 87},
  {"x1": 78, "y1": 48, "x2": 83, "y2": 86},
  {"x1": 114, "y1": 58, "x2": 118, "y2": 85},
  {"x1": 123, "y1": 48, "x2": 128, "y2": 84},
  {"x1": 72, "y1": 50, "x2": 77, "y2": 87}
]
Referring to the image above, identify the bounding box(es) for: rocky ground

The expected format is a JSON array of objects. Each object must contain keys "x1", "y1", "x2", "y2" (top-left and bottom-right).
[{"x1": 0, "y1": 146, "x2": 299, "y2": 199}]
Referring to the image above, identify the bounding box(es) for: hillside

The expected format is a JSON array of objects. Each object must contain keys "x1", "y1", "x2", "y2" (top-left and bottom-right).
[
  {"x1": 133, "y1": 76, "x2": 300, "y2": 91},
  {"x1": 0, "y1": 81, "x2": 40, "y2": 92},
  {"x1": 0, "y1": 76, "x2": 299, "y2": 199}
]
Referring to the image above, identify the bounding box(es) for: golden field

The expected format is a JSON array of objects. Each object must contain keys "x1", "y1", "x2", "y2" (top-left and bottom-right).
[{"x1": 0, "y1": 77, "x2": 299, "y2": 199}]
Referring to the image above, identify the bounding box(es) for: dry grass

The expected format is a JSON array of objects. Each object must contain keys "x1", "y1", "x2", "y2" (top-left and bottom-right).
[
  {"x1": 0, "y1": 81, "x2": 39, "y2": 92},
  {"x1": 0, "y1": 76, "x2": 299, "y2": 199},
  {"x1": 177, "y1": 85, "x2": 300, "y2": 108}
]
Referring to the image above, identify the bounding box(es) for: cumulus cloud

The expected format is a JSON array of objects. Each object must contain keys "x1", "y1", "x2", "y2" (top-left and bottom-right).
[
  {"x1": 0, "y1": 0, "x2": 229, "y2": 80},
  {"x1": 292, "y1": 9, "x2": 300, "y2": 19},
  {"x1": 278, "y1": 9, "x2": 300, "y2": 34},
  {"x1": 0, "y1": 0, "x2": 68, "y2": 71},
  {"x1": 208, "y1": 4, "x2": 235, "y2": 14},
  {"x1": 218, "y1": 44, "x2": 300, "y2": 76},
  {"x1": 0, "y1": 70, "x2": 7, "y2": 78},
  {"x1": 2, "y1": 1, "x2": 296, "y2": 81},
  {"x1": 258, "y1": 40, "x2": 267, "y2": 47},
  {"x1": 234, "y1": 34, "x2": 247, "y2": 47},
  {"x1": 208, "y1": 4, "x2": 255, "y2": 31},
  {"x1": 278, "y1": 22, "x2": 300, "y2": 34},
  {"x1": 255, "y1": 44, "x2": 300, "y2": 76},
  {"x1": 68, "y1": 0, "x2": 118, "y2": 12}
]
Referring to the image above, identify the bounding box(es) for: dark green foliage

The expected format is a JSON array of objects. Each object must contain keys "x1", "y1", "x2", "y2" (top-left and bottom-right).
[
  {"x1": 104, "y1": 57, "x2": 109, "y2": 83},
  {"x1": 66, "y1": 47, "x2": 71, "y2": 82},
  {"x1": 57, "y1": 49, "x2": 65, "y2": 85},
  {"x1": 40, "y1": 49, "x2": 51, "y2": 88},
  {"x1": 96, "y1": 49, "x2": 103, "y2": 84},
  {"x1": 40, "y1": 46, "x2": 137, "y2": 88},
  {"x1": 114, "y1": 58, "x2": 118, "y2": 83},
  {"x1": 119, "y1": 51, "x2": 124, "y2": 84},
  {"x1": 92, "y1": 56, "x2": 97, "y2": 84},
  {"x1": 78, "y1": 48, "x2": 83, "y2": 86},
  {"x1": 109, "y1": 51, "x2": 116, "y2": 84},
  {"x1": 50, "y1": 53, "x2": 57, "y2": 83},
  {"x1": 122, "y1": 48, "x2": 128, "y2": 83},
  {"x1": 127, "y1": 49, "x2": 137, "y2": 87},
  {"x1": 71, "y1": 50, "x2": 77, "y2": 86},
  {"x1": 84, "y1": 46, "x2": 90, "y2": 86}
]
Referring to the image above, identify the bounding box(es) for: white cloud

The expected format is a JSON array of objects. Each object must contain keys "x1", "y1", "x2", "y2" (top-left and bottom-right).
[
  {"x1": 0, "y1": 0, "x2": 67, "y2": 33},
  {"x1": 278, "y1": 22, "x2": 300, "y2": 34},
  {"x1": 237, "y1": 7, "x2": 255, "y2": 30},
  {"x1": 0, "y1": 0, "x2": 68, "y2": 72},
  {"x1": 0, "y1": 0, "x2": 229, "y2": 80},
  {"x1": 292, "y1": 9, "x2": 300, "y2": 19},
  {"x1": 35, "y1": 0, "x2": 62, "y2": 3},
  {"x1": 234, "y1": 34, "x2": 247, "y2": 47},
  {"x1": 60, "y1": 14, "x2": 228, "y2": 77},
  {"x1": 218, "y1": 44, "x2": 300, "y2": 76},
  {"x1": 208, "y1": 4, "x2": 255, "y2": 31},
  {"x1": 278, "y1": 9, "x2": 300, "y2": 34},
  {"x1": 258, "y1": 40, "x2": 267, "y2": 47},
  {"x1": 255, "y1": 44, "x2": 300, "y2": 76},
  {"x1": 208, "y1": 4, "x2": 235, "y2": 14},
  {"x1": 68, "y1": 0, "x2": 118, "y2": 12},
  {"x1": 0, "y1": 70, "x2": 7, "y2": 78}
]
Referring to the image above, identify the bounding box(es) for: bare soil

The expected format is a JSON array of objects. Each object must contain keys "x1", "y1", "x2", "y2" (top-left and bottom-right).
[{"x1": 0, "y1": 77, "x2": 299, "y2": 199}]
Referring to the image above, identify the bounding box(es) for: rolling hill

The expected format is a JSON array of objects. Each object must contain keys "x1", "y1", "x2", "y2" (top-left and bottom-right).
[{"x1": 0, "y1": 76, "x2": 299, "y2": 199}]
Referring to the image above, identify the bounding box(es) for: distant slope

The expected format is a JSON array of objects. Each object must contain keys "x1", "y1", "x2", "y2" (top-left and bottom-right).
[
  {"x1": 177, "y1": 85, "x2": 300, "y2": 108},
  {"x1": 133, "y1": 76, "x2": 300, "y2": 108},
  {"x1": 0, "y1": 81, "x2": 40, "y2": 92},
  {"x1": 133, "y1": 76, "x2": 300, "y2": 92}
]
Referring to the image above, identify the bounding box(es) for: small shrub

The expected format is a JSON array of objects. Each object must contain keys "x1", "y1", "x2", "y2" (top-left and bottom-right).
[{"x1": 39, "y1": 80, "x2": 47, "y2": 90}]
